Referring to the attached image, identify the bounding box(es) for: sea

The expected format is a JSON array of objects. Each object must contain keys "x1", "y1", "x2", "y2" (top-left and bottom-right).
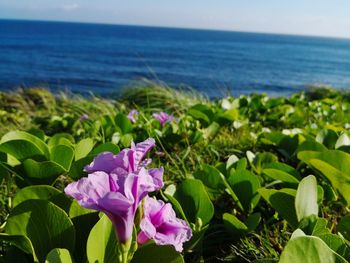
[{"x1": 1, "y1": 19, "x2": 350, "y2": 98}]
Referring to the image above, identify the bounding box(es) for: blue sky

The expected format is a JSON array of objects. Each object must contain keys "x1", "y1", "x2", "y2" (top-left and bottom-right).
[{"x1": 1, "y1": 0, "x2": 350, "y2": 38}]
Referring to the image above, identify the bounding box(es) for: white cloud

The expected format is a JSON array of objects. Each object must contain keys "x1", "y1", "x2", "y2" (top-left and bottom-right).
[{"x1": 61, "y1": 3, "x2": 79, "y2": 12}]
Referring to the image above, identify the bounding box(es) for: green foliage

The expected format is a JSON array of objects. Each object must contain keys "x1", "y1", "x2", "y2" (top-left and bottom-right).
[
  {"x1": 86, "y1": 215, "x2": 119, "y2": 263},
  {"x1": 45, "y1": 248, "x2": 74, "y2": 263},
  {"x1": 173, "y1": 179, "x2": 214, "y2": 226},
  {"x1": 258, "y1": 188, "x2": 298, "y2": 227},
  {"x1": 280, "y1": 234, "x2": 347, "y2": 263},
  {"x1": 5, "y1": 199, "x2": 75, "y2": 263},
  {"x1": 1, "y1": 87, "x2": 350, "y2": 262},
  {"x1": 298, "y1": 150, "x2": 350, "y2": 204},
  {"x1": 131, "y1": 243, "x2": 184, "y2": 263}
]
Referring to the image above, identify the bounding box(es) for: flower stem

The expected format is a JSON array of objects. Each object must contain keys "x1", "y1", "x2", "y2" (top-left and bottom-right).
[
  {"x1": 118, "y1": 239, "x2": 132, "y2": 263},
  {"x1": 121, "y1": 251, "x2": 128, "y2": 263}
]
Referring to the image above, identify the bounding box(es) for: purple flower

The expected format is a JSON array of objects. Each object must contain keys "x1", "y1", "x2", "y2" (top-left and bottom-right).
[
  {"x1": 152, "y1": 112, "x2": 173, "y2": 127},
  {"x1": 84, "y1": 138, "x2": 157, "y2": 174},
  {"x1": 128, "y1": 110, "x2": 139, "y2": 123},
  {"x1": 79, "y1": 113, "x2": 89, "y2": 122},
  {"x1": 138, "y1": 198, "x2": 192, "y2": 252},
  {"x1": 64, "y1": 138, "x2": 164, "y2": 243}
]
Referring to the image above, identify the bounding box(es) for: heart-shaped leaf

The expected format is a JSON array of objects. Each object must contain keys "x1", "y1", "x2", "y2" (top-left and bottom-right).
[
  {"x1": 45, "y1": 248, "x2": 74, "y2": 263},
  {"x1": 337, "y1": 216, "x2": 350, "y2": 242},
  {"x1": 0, "y1": 131, "x2": 49, "y2": 160},
  {"x1": 74, "y1": 138, "x2": 94, "y2": 161},
  {"x1": 86, "y1": 215, "x2": 119, "y2": 263},
  {"x1": 228, "y1": 170, "x2": 260, "y2": 212},
  {"x1": 13, "y1": 185, "x2": 71, "y2": 212},
  {"x1": 173, "y1": 179, "x2": 214, "y2": 226},
  {"x1": 280, "y1": 236, "x2": 347, "y2": 263},
  {"x1": 5, "y1": 199, "x2": 75, "y2": 263},
  {"x1": 258, "y1": 188, "x2": 298, "y2": 227},
  {"x1": 115, "y1": 113, "x2": 133, "y2": 134},
  {"x1": 131, "y1": 243, "x2": 184, "y2": 263},
  {"x1": 298, "y1": 150, "x2": 350, "y2": 205},
  {"x1": 50, "y1": 145, "x2": 74, "y2": 171},
  {"x1": 263, "y1": 169, "x2": 299, "y2": 186}
]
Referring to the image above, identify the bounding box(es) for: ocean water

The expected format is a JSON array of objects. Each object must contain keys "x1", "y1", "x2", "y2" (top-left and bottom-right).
[{"x1": 1, "y1": 19, "x2": 350, "y2": 98}]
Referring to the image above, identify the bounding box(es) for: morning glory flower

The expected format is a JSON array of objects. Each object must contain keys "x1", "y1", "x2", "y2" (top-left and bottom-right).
[
  {"x1": 127, "y1": 110, "x2": 139, "y2": 123},
  {"x1": 152, "y1": 112, "x2": 173, "y2": 126},
  {"x1": 79, "y1": 113, "x2": 89, "y2": 122},
  {"x1": 64, "y1": 138, "x2": 164, "y2": 243},
  {"x1": 84, "y1": 138, "x2": 158, "y2": 174},
  {"x1": 138, "y1": 198, "x2": 192, "y2": 252}
]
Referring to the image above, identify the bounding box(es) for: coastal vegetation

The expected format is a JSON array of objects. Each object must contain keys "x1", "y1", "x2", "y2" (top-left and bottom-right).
[{"x1": 0, "y1": 85, "x2": 349, "y2": 262}]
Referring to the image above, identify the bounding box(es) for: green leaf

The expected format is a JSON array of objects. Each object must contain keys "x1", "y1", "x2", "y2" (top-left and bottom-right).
[
  {"x1": 5, "y1": 199, "x2": 75, "y2": 263},
  {"x1": 251, "y1": 152, "x2": 278, "y2": 174},
  {"x1": 337, "y1": 216, "x2": 350, "y2": 241},
  {"x1": 21, "y1": 159, "x2": 67, "y2": 185},
  {"x1": 264, "y1": 162, "x2": 301, "y2": 179},
  {"x1": 295, "y1": 175, "x2": 319, "y2": 222},
  {"x1": 163, "y1": 193, "x2": 189, "y2": 224},
  {"x1": 252, "y1": 259, "x2": 278, "y2": 263},
  {"x1": 222, "y1": 109, "x2": 239, "y2": 121},
  {"x1": 174, "y1": 179, "x2": 214, "y2": 226},
  {"x1": 312, "y1": 218, "x2": 331, "y2": 237},
  {"x1": 228, "y1": 170, "x2": 261, "y2": 212},
  {"x1": 298, "y1": 150, "x2": 350, "y2": 205},
  {"x1": 310, "y1": 159, "x2": 350, "y2": 205},
  {"x1": 27, "y1": 128, "x2": 46, "y2": 141},
  {"x1": 245, "y1": 212, "x2": 261, "y2": 232},
  {"x1": 120, "y1": 134, "x2": 133, "y2": 148},
  {"x1": 45, "y1": 248, "x2": 73, "y2": 263},
  {"x1": 188, "y1": 104, "x2": 213, "y2": 126},
  {"x1": 223, "y1": 213, "x2": 248, "y2": 235},
  {"x1": 280, "y1": 236, "x2": 347, "y2": 263},
  {"x1": 277, "y1": 135, "x2": 299, "y2": 159},
  {"x1": 115, "y1": 113, "x2": 133, "y2": 134},
  {"x1": 0, "y1": 245, "x2": 32, "y2": 263},
  {"x1": 0, "y1": 131, "x2": 49, "y2": 160},
  {"x1": 318, "y1": 234, "x2": 350, "y2": 261},
  {"x1": 194, "y1": 164, "x2": 225, "y2": 192},
  {"x1": 70, "y1": 209, "x2": 99, "y2": 263},
  {"x1": 131, "y1": 243, "x2": 184, "y2": 263},
  {"x1": 203, "y1": 122, "x2": 220, "y2": 140},
  {"x1": 13, "y1": 185, "x2": 71, "y2": 211},
  {"x1": 75, "y1": 138, "x2": 94, "y2": 160},
  {"x1": 0, "y1": 233, "x2": 36, "y2": 261},
  {"x1": 297, "y1": 140, "x2": 327, "y2": 153},
  {"x1": 50, "y1": 145, "x2": 74, "y2": 171},
  {"x1": 263, "y1": 169, "x2": 299, "y2": 185},
  {"x1": 86, "y1": 215, "x2": 119, "y2": 263},
  {"x1": 48, "y1": 133, "x2": 75, "y2": 148},
  {"x1": 90, "y1": 142, "x2": 120, "y2": 155},
  {"x1": 258, "y1": 188, "x2": 298, "y2": 227},
  {"x1": 316, "y1": 129, "x2": 338, "y2": 149}
]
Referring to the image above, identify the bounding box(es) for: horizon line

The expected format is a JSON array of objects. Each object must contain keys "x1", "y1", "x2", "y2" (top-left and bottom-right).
[{"x1": 1, "y1": 17, "x2": 350, "y2": 41}]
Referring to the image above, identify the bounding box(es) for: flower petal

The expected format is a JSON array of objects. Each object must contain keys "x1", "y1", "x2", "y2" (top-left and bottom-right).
[
  {"x1": 84, "y1": 152, "x2": 119, "y2": 173},
  {"x1": 64, "y1": 171, "x2": 111, "y2": 210},
  {"x1": 139, "y1": 198, "x2": 192, "y2": 252}
]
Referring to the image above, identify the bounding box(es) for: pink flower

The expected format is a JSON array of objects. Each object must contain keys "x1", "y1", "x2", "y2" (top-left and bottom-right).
[
  {"x1": 84, "y1": 138, "x2": 157, "y2": 174},
  {"x1": 79, "y1": 114, "x2": 89, "y2": 122},
  {"x1": 152, "y1": 112, "x2": 173, "y2": 127},
  {"x1": 64, "y1": 138, "x2": 164, "y2": 243},
  {"x1": 127, "y1": 110, "x2": 139, "y2": 123},
  {"x1": 138, "y1": 198, "x2": 192, "y2": 252}
]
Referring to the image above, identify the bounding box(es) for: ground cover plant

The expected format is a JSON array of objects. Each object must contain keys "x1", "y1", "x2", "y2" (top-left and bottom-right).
[{"x1": 0, "y1": 85, "x2": 349, "y2": 262}]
